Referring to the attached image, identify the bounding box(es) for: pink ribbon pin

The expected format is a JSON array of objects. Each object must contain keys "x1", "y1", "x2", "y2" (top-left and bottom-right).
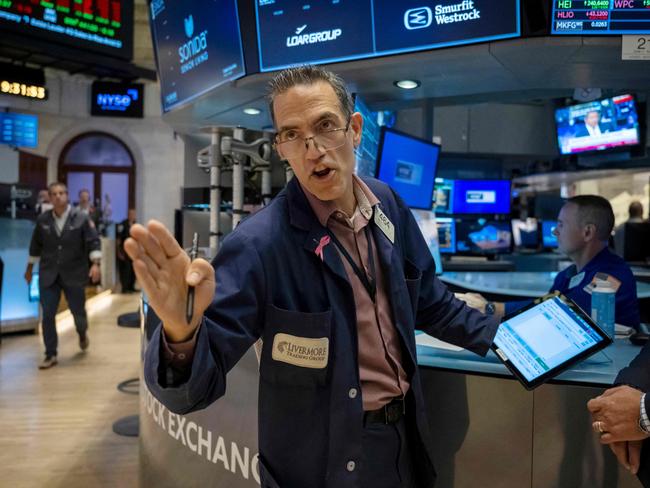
[{"x1": 315, "y1": 235, "x2": 331, "y2": 261}]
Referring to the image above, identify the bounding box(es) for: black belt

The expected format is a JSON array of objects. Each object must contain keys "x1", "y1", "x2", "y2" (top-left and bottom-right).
[{"x1": 364, "y1": 397, "x2": 406, "y2": 425}]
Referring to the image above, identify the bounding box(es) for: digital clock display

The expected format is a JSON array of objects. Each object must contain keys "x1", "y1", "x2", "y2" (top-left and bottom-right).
[{"x1": 1, "y1": 80, "x2": 47, "y2": 100}]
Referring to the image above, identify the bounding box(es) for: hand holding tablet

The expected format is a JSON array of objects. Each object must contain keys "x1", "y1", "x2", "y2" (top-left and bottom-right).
[{"x1": 492, "y1": 292, "x2": 612, "y2": 390}]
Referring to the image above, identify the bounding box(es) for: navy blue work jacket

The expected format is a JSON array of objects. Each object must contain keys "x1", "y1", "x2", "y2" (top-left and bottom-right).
[
  {"x1": 505, "y1": 247, "x2": 640, "y2": 328},
  {"x1": 144, "y1": 177, "x2": 499, "y2": 488}
]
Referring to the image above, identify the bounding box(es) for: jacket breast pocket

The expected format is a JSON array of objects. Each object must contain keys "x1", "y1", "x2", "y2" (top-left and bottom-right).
[
  {"x1": 260, "y1": 304, "x2": 331, "y2": 388},
  {"x1": 403, "y1": 258, "x2": 422, "y2": 313}
]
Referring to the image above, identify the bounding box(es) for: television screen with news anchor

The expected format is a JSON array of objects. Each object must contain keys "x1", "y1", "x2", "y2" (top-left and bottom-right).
[{"x1": 555, "y1": 94, "x2": 641, "y2": 155}]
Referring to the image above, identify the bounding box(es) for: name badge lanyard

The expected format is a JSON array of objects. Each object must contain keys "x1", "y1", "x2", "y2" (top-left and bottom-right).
[{"x1": 327, "y1": 226, "x2": 376, "y2": 302}]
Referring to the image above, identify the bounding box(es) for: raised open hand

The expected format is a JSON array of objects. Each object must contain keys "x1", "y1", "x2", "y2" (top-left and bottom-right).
[{"x1": 125, "y1": 220, "x2": 215, "y2": 342}]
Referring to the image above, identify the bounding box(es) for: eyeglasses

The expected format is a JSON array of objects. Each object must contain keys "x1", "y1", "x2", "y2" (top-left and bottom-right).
[{"x1": 274, "y1": 118, "x2": 351, "y2": 159}]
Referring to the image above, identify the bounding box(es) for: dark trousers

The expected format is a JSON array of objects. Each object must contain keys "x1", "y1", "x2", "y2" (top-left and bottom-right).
[
  {"x1": 359, "y1": 416, "x2": 417, "y2": 488},
  {"x1": 40, "y1": 276, "x2": 88, "y2": 357}
]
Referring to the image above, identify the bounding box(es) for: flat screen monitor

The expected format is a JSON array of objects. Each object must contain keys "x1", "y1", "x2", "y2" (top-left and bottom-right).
[
  {"x1": 0, "y1": 113, "x2": 38, "y2": 148},
  {"x1": 452, "y1": 179, "x2": 511, "y2": 215},
  {"x1": 551, "y1": 3, "x2": 650, "y2": 35},
  {"x1": 150, "y1": 0, "x2": 245, "y2": 112},
  {"x1": 353, "y1": 95, "x2": 395, "y2": 178},
  {"x1": 0, "y1": 0, "x2": 133, "y2": 60},
  {"x1": 255, "y1": 0, "x2": 520, "y2": 72},
  {"x1": 555, "y1": 95, "x2": 641, "y2": 155},
  {"x1": 91, "y1": 81, "x2": 143, "y2": 118},
  {"x1": 376, "y1": 128, "x2": 439, "y2": 210},
  {"x1": 434, "y1": 178, "x2": 454, "y2": 214},
  {"x1": 436, "y1": 217, "x2": 456, "y2": 254},
  {"x1": 411, "y1": 209, "x2": 443, "y2": 274},
  {"x1": 512, "y1": 218, "x2": 539, "y2": 249},
  {"x1": 455, "y1": 218, "x2": 512, "y2": 255},
  {"x1": 542, "y1": 220, "x2": 558, "y2": 249}
]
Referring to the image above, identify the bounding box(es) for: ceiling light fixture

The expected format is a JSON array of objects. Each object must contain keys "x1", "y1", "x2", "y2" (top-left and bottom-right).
[
  {"x1": 243, "y1": 107, "x2": 262, "y2": 115},
  {"x1": 394, "y1": 80, "x2": 421, "y2": 90}
]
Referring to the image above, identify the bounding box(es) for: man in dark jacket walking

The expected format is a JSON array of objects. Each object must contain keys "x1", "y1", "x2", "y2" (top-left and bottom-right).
[{"x1": 24, "y1": 182, "x2": 101, "y2": 369}]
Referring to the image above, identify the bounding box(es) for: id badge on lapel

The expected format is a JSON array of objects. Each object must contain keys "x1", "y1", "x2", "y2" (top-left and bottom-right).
[{"x1": 373, "y1": 206, "x2": 395, "y2": 243}]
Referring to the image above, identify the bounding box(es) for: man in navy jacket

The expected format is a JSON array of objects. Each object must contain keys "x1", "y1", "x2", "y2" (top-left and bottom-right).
[
  {"x1": 126, "y1": 66, "x2": 498, "y2": 487},
  {"x1": 460, "y1": 195, "x2": 640, "y2": 329}
]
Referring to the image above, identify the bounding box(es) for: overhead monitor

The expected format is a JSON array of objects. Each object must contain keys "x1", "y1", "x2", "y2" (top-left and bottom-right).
[
  {"x1": 452, "y1": 179, "x2": 512, "y2": 215},
  {"x1": 436, "y1": 217, "x2": 456, "y2": 254},
  {"x1": 0, "y1": 113, "x2": 38, "y2": 148},
  {"x1": 434, "y1": 178, "x2": 455, "y2": 214},
  {"x1": 555, "y1": 94, "x2": 641, "y2": 155},
  {"x1": 512, "y1": 218, "x2": 539, "y2": 249},
  {"x1": 255, "y1": 0, "x2": 520, "y2": 72},
  {"x1": 149, "y1": 0, "x2": 245, "y2": 112},
  {"x1": 455, "y1": 218, "x2": 512, "y2": 255},
  {"x1": 551, "y1": 2, "x2": 650, "y2": 35},
  {"x1": 411, "y1": 209, "x2": 443, "y2": 274},
  {"x1": 353, "y1": 95, "x2": 395, "y2": 178},
  {"x1": 0, "y1": 0, "x2": 134, "y2": 60},
  {"x1": 376, "y1": 127, "x2": 440, "y2": 210},
  {"x1": 91, "y1": 81, "x2": 143, "y2": 118},
  {"x1": 542, "y1": 220, "x2": 558, "y2": 249}
]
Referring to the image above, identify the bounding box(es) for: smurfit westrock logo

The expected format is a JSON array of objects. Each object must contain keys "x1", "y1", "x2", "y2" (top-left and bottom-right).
[
  {"x1": 286, "y1": 24, "x2": 342, "y2": 47},
  {"x1": 178, "y1": 14, "x2": 209, "y2": 74},
  {"x1": 404, "y1": 7, "x2": 433, "y2": 30}
]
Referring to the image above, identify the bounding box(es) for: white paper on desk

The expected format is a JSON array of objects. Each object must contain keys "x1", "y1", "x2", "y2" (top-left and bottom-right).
[
  {"x1": 415, "y1": 334, "x2": 463, "y2": 352},
  {"x1": 615, "y1": 324, "x2": 634, "y2": 337}
]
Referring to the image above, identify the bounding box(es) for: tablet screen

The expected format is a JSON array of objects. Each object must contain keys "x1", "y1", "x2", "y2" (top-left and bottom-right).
[{"x1": 493, "y1": 295, "x2": 610, "y2": 387}]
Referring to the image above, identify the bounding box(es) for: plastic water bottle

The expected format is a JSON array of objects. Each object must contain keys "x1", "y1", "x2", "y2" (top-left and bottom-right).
[{"x1": 591, "y1": 280, "x2": 616, "y2": 339}]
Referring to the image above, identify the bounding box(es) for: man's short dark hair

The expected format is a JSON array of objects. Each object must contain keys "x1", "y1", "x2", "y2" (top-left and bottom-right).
[
  {"x1": 566, "y1": 195, "x2": 614, "y2": 241},
  {"x1": 79, "y1": 188, "x2": 90, "y2": 197},
  {"x1": 267, "y1": 65, "x2": 354, "y2": 128},
  {"x1": 48, "y1": 182, "x2": 67, "y2": 194},
  {"x1": 629, "y1": 200, "x2": 643, "y2": 219}
]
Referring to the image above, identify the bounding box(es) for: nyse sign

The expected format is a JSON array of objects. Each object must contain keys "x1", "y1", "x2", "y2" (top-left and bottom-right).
[{"x1": 91, "y1": 82, "x2": 144, "y2": 118}]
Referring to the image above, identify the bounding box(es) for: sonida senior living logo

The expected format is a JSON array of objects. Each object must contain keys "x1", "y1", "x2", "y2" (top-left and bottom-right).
[{"x1": 178, "y1": 14, "x2": 209, "y2": 73}]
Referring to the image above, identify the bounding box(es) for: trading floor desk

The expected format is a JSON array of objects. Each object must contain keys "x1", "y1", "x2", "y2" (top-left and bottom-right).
[
  {"x1": 417, "y1": 335, "x2": 644, "y2": 488},
  {"x1": 139, "y1": 297, "x2": 647, "y2": 488},
  {"x1": 439, "y1": 271, "x2": 650, "y2": 300}
]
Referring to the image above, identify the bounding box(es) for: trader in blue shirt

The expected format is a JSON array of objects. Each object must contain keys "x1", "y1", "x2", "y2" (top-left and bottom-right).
[{"x1": 460, "y1": 195, "x2": 640, "y2": 328}]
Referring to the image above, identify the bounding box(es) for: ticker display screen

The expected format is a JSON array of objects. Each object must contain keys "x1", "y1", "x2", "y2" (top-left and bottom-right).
[
  {"x1": 255, "y1": 0, "x2": 520, "y2": 72},
  {"x1": 552, "y1": 1, "x2": 650, "y2": 34},
  {"x1": 0, "y1": 113, "x2": 38, "y2": 148},
  {"x1": 0, "y1": 0, "x2": 133, "y2": 59},
  {"x1": 353, "y1": 95, "x2": 395, "y2": 178},
  {"x1": 149, "y1": 0, "x2": 245, "y2": 112}
]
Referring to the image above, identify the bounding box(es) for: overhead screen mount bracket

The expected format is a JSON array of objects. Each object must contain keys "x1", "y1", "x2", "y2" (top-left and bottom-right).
[
  {"x1": 222, "y1": 137, "x2": 272, "y2": 169},
  {"x1": 197, "y1": 126, "x2": 272, "y2": 169}
]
